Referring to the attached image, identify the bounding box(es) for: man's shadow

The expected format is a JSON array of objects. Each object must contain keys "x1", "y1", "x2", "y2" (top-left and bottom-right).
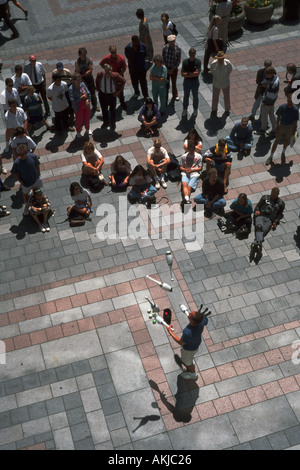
[
  {"x1": 268, "y1": 160, "x2": 293, "y2": 183},
  {"x1": 149, "y1": 374, "x2": 199, "y2": 423}
]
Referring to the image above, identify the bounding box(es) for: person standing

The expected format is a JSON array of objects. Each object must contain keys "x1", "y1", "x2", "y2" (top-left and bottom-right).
[
  {"x1": 52, "y1": 62, "x2": 74, "y2": 122},
  {"x1": 99, "y1": 45, "x2": 127, "y2": 110},
  {"x1": 47, "y1": 75, "x2": 75, "y2": 134},
  {"x1": 248, "y1": 59, "x2": 273, "y2": 121},
  {"x1": 149, "y1": 54, "x2": 168, "y2": 115},
  {"x1": 181, "y1": 48, "x2": 201, "y2": 118},
  {"x1": 254, "y1": 66, "x2": 280, "y2": 137},
  {"x1": 136, "y1": 8, "x2": 154, "y2": 63},
  {"x1": 75, "y1": 47, "x2": 99, "y2": 112},
  {"x1": 210, "y1": 51, "x2": 232, "y2": 117},
  {"x1": 68, "y1": 73, "x2": 91, "y2": 138},
  {"x1": 0, "y1": 0, "x2": 19, "y2": 37},
  {"x1": 265, "y1": 94, "x2": 299, "y2": 166},
  {"x1": 162, "y1": 35, "x2": 181, "y2": 103},
  {"x1": 95, "y1": 64, "x2": 126, "y2": 131},
  {"x1": 166, "y1": 308, "x2": 209, "y2": 380},
  {"x1": 215, "y1": 0, "x2": 232, "y2": 47},
  {"x1": 124, "y1": 35, "x2": 148, "y2": 100},
  {"x1": 203, "y1": 15, "x2": 222, "y2": 74},
  {"x1": 24, "y1": 55, "x2": 50, "y2": 117}
]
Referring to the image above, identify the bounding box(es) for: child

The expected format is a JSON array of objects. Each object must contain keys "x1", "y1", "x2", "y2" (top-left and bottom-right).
[
  {"x1": 28, "y1": 188, "x2": 51, "y2": 232},
  {"x1": 68, "y1": 182, "x2": 92, "y2": 218}
]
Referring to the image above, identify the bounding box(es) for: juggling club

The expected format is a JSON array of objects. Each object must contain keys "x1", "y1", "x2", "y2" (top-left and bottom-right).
[
  {"x1": 145, "y1": 296, "x2": 160, "y2": 313},
  {"x1": 166, "y1": 251, "x2": 174, "y2": 281},
  {"x1": 146, "y1": 275, "x2": 173, "y2": 292}
]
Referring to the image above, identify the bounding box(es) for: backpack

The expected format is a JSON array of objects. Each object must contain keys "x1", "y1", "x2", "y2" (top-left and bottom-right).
[
  {"x1": 68, "y1": 207, "x2": 86, "y2": 227},
  {"x1": 170, "y1": 21, "x2": 178, "y2": 36},
  {"x1": 166, "y1": 154, "x2": 181, "y2": 182}
]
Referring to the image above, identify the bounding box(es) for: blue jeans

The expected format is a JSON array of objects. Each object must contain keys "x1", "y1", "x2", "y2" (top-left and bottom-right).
[
  {"x1": 194, "y1": 194, "x2": 226, "y2": 210},
  {"x1": 225, "y1": 137, "x2": 252, "y2": 153},
  {"x1": 129, "y1": 184, "x2": 157, "y2": 203},
  {"x1": 183, "y1": 79, "x2": 199, "y2": 110}
]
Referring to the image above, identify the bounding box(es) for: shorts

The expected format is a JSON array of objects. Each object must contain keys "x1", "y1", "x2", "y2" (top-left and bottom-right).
[
  {"x1": 21, "y1": 177, "x2": 42, "y2": 195},
  {"x1": 28, "y1": 115, "x2": 43, "y2": 125},
  {"x1": 181, "y1": 174, "x2": 200, "y2": 190},
  {"x1": 277, "y1": 123, "x2": 295, "y2": 142},
  {"x1": 181, "y1": 347, "x2": 199, "y2": 367}
]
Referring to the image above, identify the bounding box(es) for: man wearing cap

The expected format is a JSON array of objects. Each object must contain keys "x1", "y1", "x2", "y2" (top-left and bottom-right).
[
  {"x1": 24, "y1": 55, "x2": 50, "y2": 116},
  {"x1": 124, "y1": 35, "x2": 148, "y2": 100},
  {"x1": 99, "y1": 45, "x2": 127, "y2": 110},
  {"x1": 52, "y1": 62, "x2": 74, "y2": 122},
  {"x1": 166, "y1": 309, "x2": 209, "y2": 380},
  {"x1": 210, "y1": 50, "x2": 232, "y2": 117},
  {"x1": 95, "y1": 64, "x2": 126, "y2": 131},
  {"x1": 162, "y1": 35, "x2": 181, "y2": 103}
]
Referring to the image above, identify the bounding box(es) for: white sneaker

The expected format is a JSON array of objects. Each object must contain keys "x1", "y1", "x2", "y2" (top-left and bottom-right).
[
  {"x1": 161, "y1": 180, "x2": 167, "y2": 189},
  {"x1": 45, "y1": 224, "x2": 50, "y2": 232},
  {"x1": 1, "y1": 166, "x2": 7, "y2": 174},
  {"x1": 155, "y1": 181, "x2": 161, "y2": 189},
  {"x1": 181, "y1": 371, "x2": 198, "y2": 380},
  {"x1": 182, "y1": 109, "x2": 187, "y2": 117},
  {"x1": 88, "y1": 129, "x2": 92, "y2": 136},
  {"x1": 40, "y1": 225, "x2": 46, "y2": 233}
]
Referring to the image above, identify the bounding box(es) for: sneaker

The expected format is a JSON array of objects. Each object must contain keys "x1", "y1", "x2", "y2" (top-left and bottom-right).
[
  {"x1": 40, "y1": 225, "x2": 46, "y2": 233},
  {"x1": 161, "y1": 180, "x2": 167, "y2": 189},
  {"x1": 0, "y1": 210, "x2": 10, "y2": 218},
  {"x1": 192, "y1": 109, "x2": 198, "y2": 117},
  {"x1": 45, "y1": 225, "x2": 50, "y2": 232},
  {"x1": 1, "y1": 166, "x2": 7, "y2": 174},
  {"x1": 182, "y1": 109, "x2": 187, "y2": 117},
  {"x1": 88, "y1": 129, "x2": 92, "y2": 136},
  {"x1": 181, "y1": 371, "x2": 198, "y2": 380},
  {"x1": 76, "y1": 132, "x2": 82, "y2": 138},
  {"x1": 265, "y1": 156, "x2": 273, "y2": 166},
  {"x1": 155, "y1": 181, "x2": 161, "y2": 189},
  {"x1": 175, "y1": 96, "x2": 179, "y2": 101}
]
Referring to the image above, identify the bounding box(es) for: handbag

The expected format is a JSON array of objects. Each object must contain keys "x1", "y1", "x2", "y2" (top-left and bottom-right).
[{"x1": 290, "y1": 131, "x2": 298, "y2": 147}]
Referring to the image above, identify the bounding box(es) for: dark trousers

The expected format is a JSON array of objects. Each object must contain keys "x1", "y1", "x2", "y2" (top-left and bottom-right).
[
  {"x1": 54, "y1": 108, "x2": 69, "y2": 131},
  {"x1": 129, "y1": 68, "x2": 148, "y2": 99},
  {"x1": 99, "y1": 91, "x2": 116, "y2": 127},
  {"x1": 83, "y1": 75, "x2": 98, "y2": 109},
  {"x1": 0, "y1": 4, "x2": 19, "y2": 36},
  {"x1": 166, "y1": 69, "x2": 178, "y2": 101},
  {"x1": 33, "y1": 81, "x2": 50, "y2": 115}
]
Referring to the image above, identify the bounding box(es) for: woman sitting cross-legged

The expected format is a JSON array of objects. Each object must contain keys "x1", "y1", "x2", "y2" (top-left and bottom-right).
[
  {"x1": 109, "y1": 155, "x2": 132, "y2": 191},
  {"x1": 68, "y1": 182, "x2": 92, "y2": 218},
  {"x1": 81, "y1": 141, "x2": 107, "y2": 187},
  {"x1": 128, "y1": 164, "x2": 157, "y2": 207},
  {"x1": 138, "y1": 97, "x2": 160, "y2": 136}
]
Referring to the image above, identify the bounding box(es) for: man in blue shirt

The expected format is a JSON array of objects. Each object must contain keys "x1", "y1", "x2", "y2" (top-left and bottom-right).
[
  {"x1": 11, "y1": 144, "x2": 42, "y2": 215},
  {"x1": 265, "y1": 94, "x2": 299, "y2": 166},
  {"x1": 225, "y1": 117, "x2": 253, "y2": 157},
  {"x1": 166, "y1": 308, "x2": 209, "y2": 380}
]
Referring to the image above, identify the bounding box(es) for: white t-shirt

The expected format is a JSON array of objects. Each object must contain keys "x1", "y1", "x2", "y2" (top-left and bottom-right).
[
  {"x1": 81, "y1": 148, "x2": 102, "y2": 164},
  {"x1": 12, "y1": 73, "x2": 32, "y2": 97},
  {"x1": 11, "y1": 135, "x2": 36, "y2": 151},
  {"x1": 162, "y1": 20, "x2": 174, "y2": 37},
  {"x1": 5, "y1": 107, "x2": 27, "y2": 129},
  {"x1": 1, "y1": 87, "x2": 22, "y2": 111},
  {"x1": 47, "y1": 81, "x2": 68, "y2": 112}
]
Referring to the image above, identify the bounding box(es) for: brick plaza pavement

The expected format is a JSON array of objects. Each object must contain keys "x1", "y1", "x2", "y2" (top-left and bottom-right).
[{"x1": 0, "y1": 0, "x2": 300, "y2": 451}]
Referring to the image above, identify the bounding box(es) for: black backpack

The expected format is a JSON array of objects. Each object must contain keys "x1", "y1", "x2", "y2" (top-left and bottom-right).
[
  {"x1": 166, "y1": 154, "x2": 181, "y2": 182},
  {"x1": 170, "y1": 21, "x2": 178, "y2": 36}
]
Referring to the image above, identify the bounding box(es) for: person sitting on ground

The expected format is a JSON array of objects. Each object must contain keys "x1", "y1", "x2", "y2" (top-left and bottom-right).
[
  {"x1": 138, "y1": 97, "x2": 160, "y2": 135},
  {"x1": 81, "y1": 141, "x2": 107, "y2": 186},
  {"x1": 11, "y1": 126, "x2": 36, "y2": 161},
  {"x1": 249, "y1": 187, "x2": 285, "y2": 264},
  {"x1": 180, "y1": 140, "x2": 202, "y2": 205},
  {"x1": 68, "y1": 182, "x2": 92, "y2": 218},
  {"x1": 28, "y1": 187, "x2": 52, "y2": 233},
  {"x1": 194, "y1": 168, "x2": 226, "y2": 218},
  {"x1": 128, "y1": 165, "x2": 157, "y2": 207},
  {"x1": 183, "y1": 128, "x2": 203, "y2": 154},
  {"x1": 219, "y1": 193, "x2": 253, "y2": 236},
  {"x1": 203, "y1": 138, "x2": 232, "y2": 193},
  {"x1": 225, "y1": 117, "x2": 253, "y2": 157},
  {"x1": 147, "y1": 138, "x2": 170, "y2": 189},
  {"x1": 0, "y1": 147, "x2": 8, "y2": 175},
  {"x1": 23, "y1": 86, "x2": 53, "y2": 135},
  {"x1": 109, "y1": 155, "x2": 132, "y2": 191}
]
